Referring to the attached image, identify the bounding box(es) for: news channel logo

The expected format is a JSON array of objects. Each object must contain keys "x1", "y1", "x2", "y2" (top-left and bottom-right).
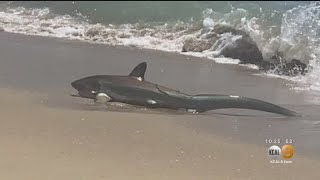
[{"x1": 268, "y1": 145, "x2": 294, "y2": 163}]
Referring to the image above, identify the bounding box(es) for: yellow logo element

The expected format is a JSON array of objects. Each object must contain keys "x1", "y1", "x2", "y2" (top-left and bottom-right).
[{"x1": 282, "y1": 145, "x2": 294, "y2": 159}]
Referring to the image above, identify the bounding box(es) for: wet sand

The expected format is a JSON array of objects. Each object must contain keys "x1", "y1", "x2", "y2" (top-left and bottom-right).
[{"x1": 0, "y1": 32, "x2": 320, "y2": 179}]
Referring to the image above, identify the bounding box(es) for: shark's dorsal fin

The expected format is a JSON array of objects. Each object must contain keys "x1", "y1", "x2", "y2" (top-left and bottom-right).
[{"x1": 129, "y1": 62, "x2": 147, "y2": 81}]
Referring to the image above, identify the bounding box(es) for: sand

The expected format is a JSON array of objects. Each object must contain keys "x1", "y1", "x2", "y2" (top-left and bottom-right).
[{"x1": 0, "y1": 31, "x2": 320, "y2": 179}]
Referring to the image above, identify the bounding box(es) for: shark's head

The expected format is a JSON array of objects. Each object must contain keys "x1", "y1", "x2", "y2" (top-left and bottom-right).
[
  {"x1": 71, "y1": 62, "x2": 147, "y2": 100},
  {"x1": 71, "y1": 76, "x2": 102, "y2": 99}
]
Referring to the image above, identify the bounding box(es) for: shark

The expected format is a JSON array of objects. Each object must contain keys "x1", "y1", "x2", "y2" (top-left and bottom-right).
[{"x1": 71, "y1": 62, "x2": 299, "y2": 117}]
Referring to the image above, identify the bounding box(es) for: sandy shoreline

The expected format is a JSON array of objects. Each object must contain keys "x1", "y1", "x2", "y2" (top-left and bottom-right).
[
  {"x1": 1, "y1": 31, "x2": 320, "y2": 179},
  {"x1": 1, "y1": 88, "x2": 320, "y2": 179}
]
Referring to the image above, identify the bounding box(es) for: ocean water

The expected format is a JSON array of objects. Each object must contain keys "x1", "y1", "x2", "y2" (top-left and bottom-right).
[{"x1": 0, "y1": 1, "x2": 319, "y2": 94}]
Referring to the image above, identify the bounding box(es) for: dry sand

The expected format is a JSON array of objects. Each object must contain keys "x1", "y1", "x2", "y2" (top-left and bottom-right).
[{"x1": 0, "y1": 32, "x2": 320, "y2": 179}]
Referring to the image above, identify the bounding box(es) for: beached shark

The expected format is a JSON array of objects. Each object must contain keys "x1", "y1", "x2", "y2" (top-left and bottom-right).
[{"x1": 71, "y1": 62, "x2": 299, "y2": 117}]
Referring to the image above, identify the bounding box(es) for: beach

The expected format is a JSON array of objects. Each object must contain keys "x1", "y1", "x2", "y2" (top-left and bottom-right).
[{"x1": 0, "y1": 31, "x2": 320, "y2": 179}]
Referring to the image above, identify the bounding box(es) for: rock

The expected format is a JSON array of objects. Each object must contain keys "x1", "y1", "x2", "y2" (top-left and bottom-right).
[
  {"x1": 266, "y1": 51, "x2": 307, "y2": 75},
  {"x1": 270, "y1": 52, "x2": 285, "y2": 64},
  {"x1": 212, "y1": 25, "x2": 307, "y2": 76},
  {"x1": 259, "y1": 57, "x2": 307, "y2": 76},
  {"x1": 219, "y1": 33, "x2": 264, "y2": 64},
  {"x1": 184, "y1": 23, "x2": 307, "y2": 76},
  {"x1": 210, "y1": 24, "x2": 264, "y2": 64},
  {"x1": 259, "y1": 61, "x2": 276, "y2": 71},
  {"x1": 0, "y1": 27, "x2": 4, "y2": 32},
  {"x1": 281, "y1": 59, "x2": 307, "y2": 76},
  {"x1": 200, "y1": 32, "x2": 218, "y2": 40},
  {"x1": 182, "y1": 37, "x2": 213, "y2": 52}
]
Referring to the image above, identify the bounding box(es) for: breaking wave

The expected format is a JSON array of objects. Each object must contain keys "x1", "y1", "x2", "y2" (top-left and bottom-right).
[{"x1": 0, "y1": 1, "x2": 319, "y2": 92}]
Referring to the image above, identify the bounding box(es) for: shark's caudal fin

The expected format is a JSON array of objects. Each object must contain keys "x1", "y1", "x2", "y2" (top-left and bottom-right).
[
  {"x1": 129, "y1": 62, "x2": 147, "y2": 81},
  {"x1": 190, "y1": 95, "x2": 300, "y2": 117}
]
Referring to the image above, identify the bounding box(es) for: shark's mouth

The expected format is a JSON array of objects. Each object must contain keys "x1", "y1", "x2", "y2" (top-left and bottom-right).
[
  {"x1": 71, "y1": 90, "x2": 96, "y2": 99},
  {"x1": 70, "y1": 94, "x2": 81, "y2": 97}
]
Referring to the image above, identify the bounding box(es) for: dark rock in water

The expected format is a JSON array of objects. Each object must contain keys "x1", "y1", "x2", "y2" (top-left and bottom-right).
[
  {"x1": 259, "y1": 57, "x2": 307, "y2": 76},
  {"x1": 219, "y1": 35, "x2": 263, "y2": 64},
  {"x1": 212, "y1": 25, "x2": 264, "y2": 64},
  {"x1": 269, "y1": 52, "x2": 286, "y2": 64},
  {"x1": 182, "y1": 24, "x2": 262, "y2": 59},
  {"x1": 219, "y1": 38, "x2": 264, "y2": 64},
  {"x1": 280, "y1": 59, "x2": 307, "y2": 76},
  {"x1": 271, "y1": 52, "x2": 307, "y2": 75},
  {"x1": 259, "y1": 61, "x2": 276, "y2": 71},
  {"x1": 182, "y1": 23, "x2": 307, "y2": 76},
  {"x1": 182, "y1": 37, "x2": 214, "y2": 52},
  {"x1": 211, "y1": 25, "x2": 307, "y2": 76}
]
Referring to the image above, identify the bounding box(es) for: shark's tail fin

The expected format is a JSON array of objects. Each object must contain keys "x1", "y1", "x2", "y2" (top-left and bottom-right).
[{"x1": 190, "y1": 94, "x2": 300, "y2": 117}]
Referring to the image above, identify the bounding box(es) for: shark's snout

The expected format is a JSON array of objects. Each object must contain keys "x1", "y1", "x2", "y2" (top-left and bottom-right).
[
  {"x1": 70, "y1": 78, "x2": 101, "y2": 99},
  {"x1": 71, "y1": 79, "x2": 88, "y2": 91},
  {"x1": 71, "y1": 80, "x2": 89, "y2": 98},
  {"x1": 71, "y1": 80, "x2": 80, "y2": 90}
]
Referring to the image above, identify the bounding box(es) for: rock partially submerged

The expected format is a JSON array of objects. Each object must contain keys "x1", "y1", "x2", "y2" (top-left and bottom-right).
[
  {"x1": 218, "y1": 34, "x2": 263, "y2": 64},
  {"x1": 260, "y1": 54, "x2": 308, "y2": 76},
  {"x1": 181, "y1": 24, "x2": 307, "y2": 76},
  {"x1": 182, "y1": 24, "x2": 263, "y2": 64},
  {"x1": 212, "y1": 24, "x2": 244, "y2": 36},
  {"x1": 182, "y1": 37, "x2": 214, "y2": 52}
]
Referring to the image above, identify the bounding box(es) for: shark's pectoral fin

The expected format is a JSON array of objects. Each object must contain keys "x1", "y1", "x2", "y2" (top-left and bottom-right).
[
  {"x1": 129, "y1": 62, "x2": 147, "y2": 81},
  {"x1": 94, "y1": 93, "x2": 111, "y2": 104}
]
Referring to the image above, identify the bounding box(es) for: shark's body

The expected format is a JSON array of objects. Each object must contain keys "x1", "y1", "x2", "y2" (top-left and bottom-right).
[{"x1": 71, "y1": 62, "x2": 299, "y2": 117}]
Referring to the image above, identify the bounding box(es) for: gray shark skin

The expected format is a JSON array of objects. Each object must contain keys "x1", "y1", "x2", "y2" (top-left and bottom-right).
[{"x1": 71, "y1": 62, "x2": 300, "y2": 117}]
